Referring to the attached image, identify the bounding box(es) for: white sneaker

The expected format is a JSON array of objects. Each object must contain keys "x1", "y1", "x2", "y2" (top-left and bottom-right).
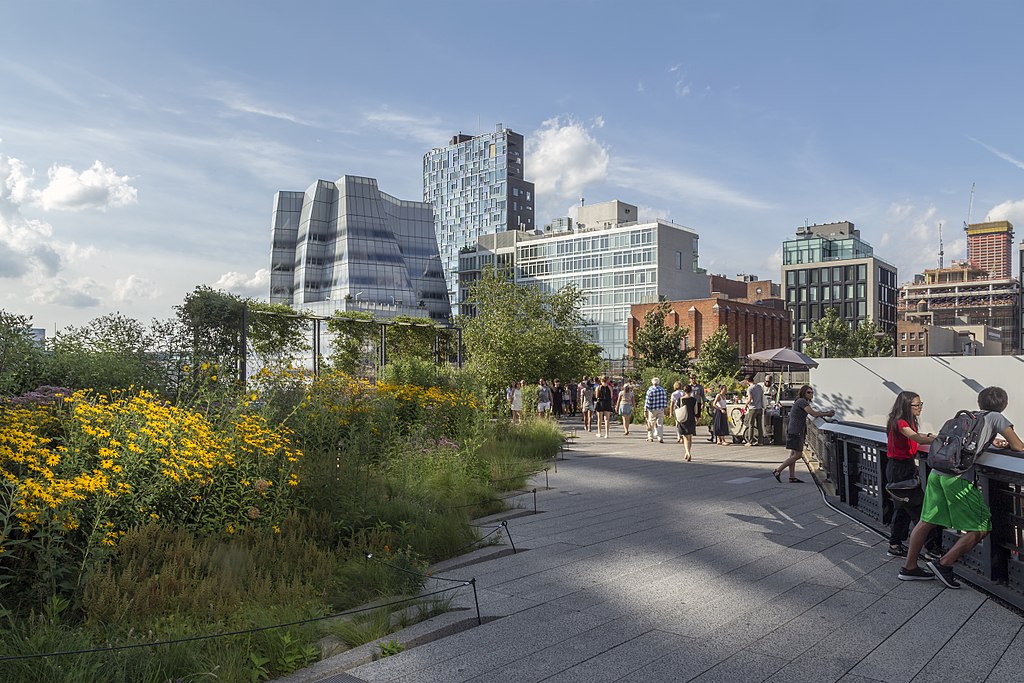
[
  {"x1": 658, "y1": 438, "x2": 664, "y2": 443},
  {"x1": 647, "y1": 437, "x2": 654, "y2": 442}
]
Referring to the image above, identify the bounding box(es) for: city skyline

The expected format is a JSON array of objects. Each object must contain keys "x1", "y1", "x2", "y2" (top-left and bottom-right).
[{"x1": 2, "y1": 1, "x2": 1024, "y2": 331}]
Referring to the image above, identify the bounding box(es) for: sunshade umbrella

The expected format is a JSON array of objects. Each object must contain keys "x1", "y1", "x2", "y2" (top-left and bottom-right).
[{"x1": 747, "y1": 347, "x2": 820, "y2": 368}]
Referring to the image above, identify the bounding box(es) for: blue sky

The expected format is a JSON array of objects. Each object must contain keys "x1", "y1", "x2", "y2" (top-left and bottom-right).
[{"x1": 2, "y1": 1, "x2": 1023, "y2": 331}]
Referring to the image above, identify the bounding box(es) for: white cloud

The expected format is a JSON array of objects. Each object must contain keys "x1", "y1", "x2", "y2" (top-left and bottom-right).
[
  {"x1": 113, "y1": 274, "x2": 160, "y2": 302},
  {"x1": 214, "y1": 268, "x2": 270, "y2": 298},
  {"x1": 611, "y1": 158, "x2": 772, "y2": 211},
  {"x1": 592, "y1": 115, "x2": 605, "y2": 129},
  {"x1": 526, "y1": 117, "x2": 610, "y2": 214},
  {"x1": 636, "y1": 205, "x2": 671, "y2": 223},
  {"x1": 35, "y1": 160, "x2": 138, "y2": 212},
  {"x1": 30, "y1": 276, "x2": 102, "y2": 308},
  {"x1": 363, "y1": 109, "x2": 450, "y2": 146},
  {"x1": 637, "y1": 81, "x2": 645, "y2": 93},
  {"x1": 986, "y1": 199, "x2": 1024, "y2": 225},
  {"x1": 882, "y1": 201, "x2": 961, "y2": 277}
]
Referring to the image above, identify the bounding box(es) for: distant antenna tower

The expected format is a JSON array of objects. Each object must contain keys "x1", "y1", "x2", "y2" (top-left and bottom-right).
[
  {"x1": 938, "y1": 223, "x2": 944, "y2": 269},
  {"x1": 963, "y1": 182, "x2": 975, "y2": 263}
]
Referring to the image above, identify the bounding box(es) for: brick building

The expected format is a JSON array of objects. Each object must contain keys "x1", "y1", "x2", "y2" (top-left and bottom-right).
[
  {"x1": 965, "y1": 220, "x2": 1014, "y2": 279},
  {"x1": 628, "y1": 297, "x2": 791, "y2": 359}
]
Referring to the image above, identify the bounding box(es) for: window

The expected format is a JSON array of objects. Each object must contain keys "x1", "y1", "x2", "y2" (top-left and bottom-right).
[
  {"x1": 901, "y1": 345, "x2": 907, "y2": 353},
  {"x1": 901, "y1": 332, "x2": 907, "y2": 340},
  {"x1": 675, "y1": 251, "x2": 682, "y2": 269}
]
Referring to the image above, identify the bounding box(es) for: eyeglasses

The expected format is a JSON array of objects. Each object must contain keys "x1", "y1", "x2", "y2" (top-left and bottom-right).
[{"x1": 911, "y1": 402, "x2": 924, "y2": 408}]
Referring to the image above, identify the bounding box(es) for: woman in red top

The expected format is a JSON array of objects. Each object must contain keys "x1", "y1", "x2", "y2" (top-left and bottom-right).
[{"x1": 885, "y1": 391, "x2": 936, "y2": 558}]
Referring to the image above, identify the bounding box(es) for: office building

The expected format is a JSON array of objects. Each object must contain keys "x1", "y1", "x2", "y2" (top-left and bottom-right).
[
  {"x1": 965, "y1": 220, "x2": 1014, "y2": 279},
  {"x1": 458, "y1": 200, "x2": 709, "y2": 358},
  {"x1": 781, "y1": 222, "x2": 898, "y2": 350},
  {"x1": 895, "y1": 320, "x2": 1001, "y2": 357},
  {"x1": 270, "y1": 175, "x2": 451, "y2": 322},
  {"x1": 423, "y1": 125, "x2": 535, "y2": 307},
  {"x1": 898, "y1": 262, "x2": 1019, "y2": 354}
]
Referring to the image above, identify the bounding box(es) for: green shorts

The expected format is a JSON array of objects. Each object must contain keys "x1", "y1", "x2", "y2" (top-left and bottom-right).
[{"x1": 920, "y1": 471, "x2": 991, "y2": 532}]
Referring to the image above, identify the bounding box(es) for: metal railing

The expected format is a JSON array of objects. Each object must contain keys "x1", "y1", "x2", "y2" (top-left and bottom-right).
[{"x1": 808, "y1": 418, "x2": 1024, "y2": 608}]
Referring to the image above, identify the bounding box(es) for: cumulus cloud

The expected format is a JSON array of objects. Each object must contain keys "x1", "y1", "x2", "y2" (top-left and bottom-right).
[
  {"x1": 113, "y1": 274, "x2": 160, "y2": 302},
  {"x1": 881, "y1": 201, "x2": 962, "y2": 277},
  {"x1": 214, "y1": 268, "x2": 270, "y2": 298},
  {"x1": 30, "y1": 276, "x2": 102, "y2": 308},
  {"x1": 526, "y1": 117, "x2": 610, "y2": 214},
  {"x1": 1, "y1": 154, "x2": 62, "y2": 278},
  {"x1": 35, "y1": 160, "x2": 138, "y2": 211},
  {"x1": 986, "y1": 199, "x2": 1024, "y2": 225}
]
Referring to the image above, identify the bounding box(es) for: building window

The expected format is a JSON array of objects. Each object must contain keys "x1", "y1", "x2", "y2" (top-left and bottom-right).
[
  {"x1": 901, "y1": 345, "x2": 907, "y2": 353},
  {"x1": 675, "y1": 251, "x2": 682, "y2": 269}
]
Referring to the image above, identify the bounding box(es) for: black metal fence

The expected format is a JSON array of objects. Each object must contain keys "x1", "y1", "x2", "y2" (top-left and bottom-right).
[{"x1": 810, "y1": 419, "x2": 1024, "y2": 609}]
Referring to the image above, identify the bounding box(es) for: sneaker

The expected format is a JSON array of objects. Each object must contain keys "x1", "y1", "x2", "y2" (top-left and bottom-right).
[
  {"x1": 887, "y1": 543, "x2": 908, "y2": 558},
  {"x1": 898, "y1": 566, "x2": 934, "y2": 581},
  {"x1": 658, "y1": 438, "x2": 664, "y2": 443},
  {"x1": 923, "y1": 547, "x2": 945, "y2": 562},
  {"x1": 925, "y1": 560, "x2": 961, "y2": 589},
  {"x1": 647, "y1": 437, "x2": 653, "y2": 442}
]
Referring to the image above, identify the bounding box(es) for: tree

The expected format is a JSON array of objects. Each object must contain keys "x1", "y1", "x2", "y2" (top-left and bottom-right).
[
  {"x1": 0, "y1": 310, "x2": 44, "y2": 397},
  {"x1": 458, "y1": 269, "x2": 601, "y2": 407},
  {"x1": 325, "y1": 311, "x2": 377, "y2": 374},
  {"x1": 696, "y1": 325, "x2": 740, "y2": 385},
  {"x1": 851, "y1": 318, "x2": 894, "y2": 357},
  {"x1": 45, "y1": 312, "x2": 165, "y2": 395},
  {"x1": 629, "y1": 301, "x2": 691, "y2": 373},
  {"x1": 804, "y1": 307, "x2": 855, "y2": 358}
]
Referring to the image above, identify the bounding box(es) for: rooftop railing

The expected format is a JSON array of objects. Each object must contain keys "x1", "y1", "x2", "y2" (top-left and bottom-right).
[{"x1": 808, "y1": 418, "x2": 1024, "y2": 608}]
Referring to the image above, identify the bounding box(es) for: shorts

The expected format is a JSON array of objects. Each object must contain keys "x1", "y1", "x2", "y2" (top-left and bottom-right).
[
  {"x1": 537, "y1": 401, "x2": 551, "y2": 412},
  {"x1": 618, "y1": 405, "x2": 632, "y2": 416},
  {"x1": 785, "y1": 433, "x2": 805, "y2": 452},
  {"x1": 920, "y1": 471, "x2": 991, "y2": 532}
]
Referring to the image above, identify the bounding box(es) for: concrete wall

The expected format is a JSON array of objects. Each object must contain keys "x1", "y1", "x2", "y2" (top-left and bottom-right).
[{"x1": 810, "y1": 356, "x2": 1024, "y2": 433}]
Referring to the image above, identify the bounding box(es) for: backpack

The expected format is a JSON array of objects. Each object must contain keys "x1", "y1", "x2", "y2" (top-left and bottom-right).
[{"x1": 927, "y1": 410, "x2": 992, "y2": 475}]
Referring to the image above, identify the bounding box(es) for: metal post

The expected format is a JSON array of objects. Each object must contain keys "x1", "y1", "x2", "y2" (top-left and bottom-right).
[
  {"x1": 312, "y1": 318, "x2": 321, "y2": 378},
  {"x1": 378, "y1": 323, "x2": 387, "y2": 368},
  {"x1": 239, "y1": 302, "x2": 248, "y2": 385},
  {"x1": 457, "y1": 328, "x2": 463, "y2": 368}
]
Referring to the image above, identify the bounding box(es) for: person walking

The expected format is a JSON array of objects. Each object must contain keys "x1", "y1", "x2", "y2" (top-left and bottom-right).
[
  {"x1": 644, "y1": 377, "x2": 668, "y2": 443},
  {"x1": 711, "y1": 384, "x2": 730, "y2": 445},
  {"x1": 568, "y1": 379, "x2": 579, "y2": 417},
  {"x1": 509, "y1": 380, "x2": 524, "y2": 424},
  {"x1": 772, "y1": 385, "x2": 834, "y2": 482},
  {"x1": 551, "y1": 379, "x2": 565, "y2": 419},
  {"x1": 580, "y1": 377, "x2": 596, "y2": 432},
  {"x1": 744, "y1": 374, "x2": 766, "y2": 446},
  {"x1": 673, "y1": 384, "x2": 698, "y2": 461},
  {"x1": 900, "y1": 386, "x2": 1024, "y2": 587},
  {"x1": 883, "y1": 391, "x2": 940, "y2": 559},
  {"x1": 537, "y1": 378, "x2": 552, "y2": 417},
  {"x1": 595, "y1": 375, "x2": 614, "y2": 438},
  {"x1": 616, "y1": 382, "x2": 635, "y2": 435},
  {"x1": 670, "y1": 382, "x2": 686, "y2": 443}
]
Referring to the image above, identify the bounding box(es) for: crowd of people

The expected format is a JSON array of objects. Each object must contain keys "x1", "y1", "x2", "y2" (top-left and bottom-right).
[{"x1": 507, "y1": 373, "x2": 1024, "y2": 591}]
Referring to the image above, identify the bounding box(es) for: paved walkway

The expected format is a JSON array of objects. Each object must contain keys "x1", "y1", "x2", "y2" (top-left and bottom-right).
[{"x1": 290, "y1": 423, "x2": 1024, "y2": 683}]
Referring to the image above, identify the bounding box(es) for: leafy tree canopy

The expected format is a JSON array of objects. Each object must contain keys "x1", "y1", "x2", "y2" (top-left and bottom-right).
[
  {"x1": 0, "y1": 310, "x2": 44, "y2": 397},
  {"x1": 696, "y1": 324, "x2": 740, "y2": 385},
  {"x1": 629, "y1": 300, "x2": 691, "y2": 373},
  {"x1": 458, "y1": 269, "x2": 601, "y2": 407},
  {"x1": 804, "y1": 307, "x2": 856, "y2": 358}
]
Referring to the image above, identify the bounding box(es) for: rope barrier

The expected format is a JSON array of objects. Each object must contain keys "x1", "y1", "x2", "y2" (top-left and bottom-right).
[
  {"x1": 365, "y1": 554, "x2": 482, "y2": 625},
  {"x1": 0, "y1": 584, "x2": 468, "y2": 662}
]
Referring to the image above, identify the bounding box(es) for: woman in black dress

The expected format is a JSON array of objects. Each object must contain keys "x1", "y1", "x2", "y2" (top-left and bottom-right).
[
  {"x1": 712, "y1": 384, "x2": 730, "y2": 445},
  {"x1": 674, "y1": 384, "x2": 698, "y2": 461},
  {"x1": 595, "y1": 375, "x2": 614, "y2": 438}
]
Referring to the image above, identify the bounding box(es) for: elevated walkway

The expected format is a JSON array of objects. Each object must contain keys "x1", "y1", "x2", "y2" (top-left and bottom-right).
[{"x1": 285, "y1": 425, "x2": 1024, "y2": 683}]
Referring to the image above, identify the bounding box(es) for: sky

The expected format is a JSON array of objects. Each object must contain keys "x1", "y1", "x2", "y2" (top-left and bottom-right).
[{"x1": 2, "y1": 0, "x2": 1024, "y2": 333}]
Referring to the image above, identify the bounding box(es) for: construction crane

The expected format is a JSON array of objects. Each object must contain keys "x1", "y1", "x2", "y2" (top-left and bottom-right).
[{"x1": 938, "y1": 222, "x2": 944, "y2": 269}]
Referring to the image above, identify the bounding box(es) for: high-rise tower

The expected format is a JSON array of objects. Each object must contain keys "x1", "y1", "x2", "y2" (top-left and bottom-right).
[
  {"x1": 423, "y1": 125, "x2": 535, "y2": 307},
  {"x1": 965, "y1": 220, "x2": 1014, "y2": 279}
]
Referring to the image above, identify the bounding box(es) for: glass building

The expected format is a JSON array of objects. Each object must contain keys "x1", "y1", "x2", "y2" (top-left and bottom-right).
[
  {"x1": 423, "y1": 125, "x2": 535, "y2": 307},
  {"x1": 270, "y1": 175, "x2": 450, "y2": 322},
  {"x1": 458, "y1": 201, "x2": 710, "y2": 358},
  {"x1": 781, "y1": 221, "x2": 898, "y2": 348}
]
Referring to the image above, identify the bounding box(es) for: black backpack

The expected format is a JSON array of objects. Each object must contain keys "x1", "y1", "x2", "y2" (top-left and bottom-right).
[{"x1": 927, "y1": 410, "x2": 992, "y2": 475}]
